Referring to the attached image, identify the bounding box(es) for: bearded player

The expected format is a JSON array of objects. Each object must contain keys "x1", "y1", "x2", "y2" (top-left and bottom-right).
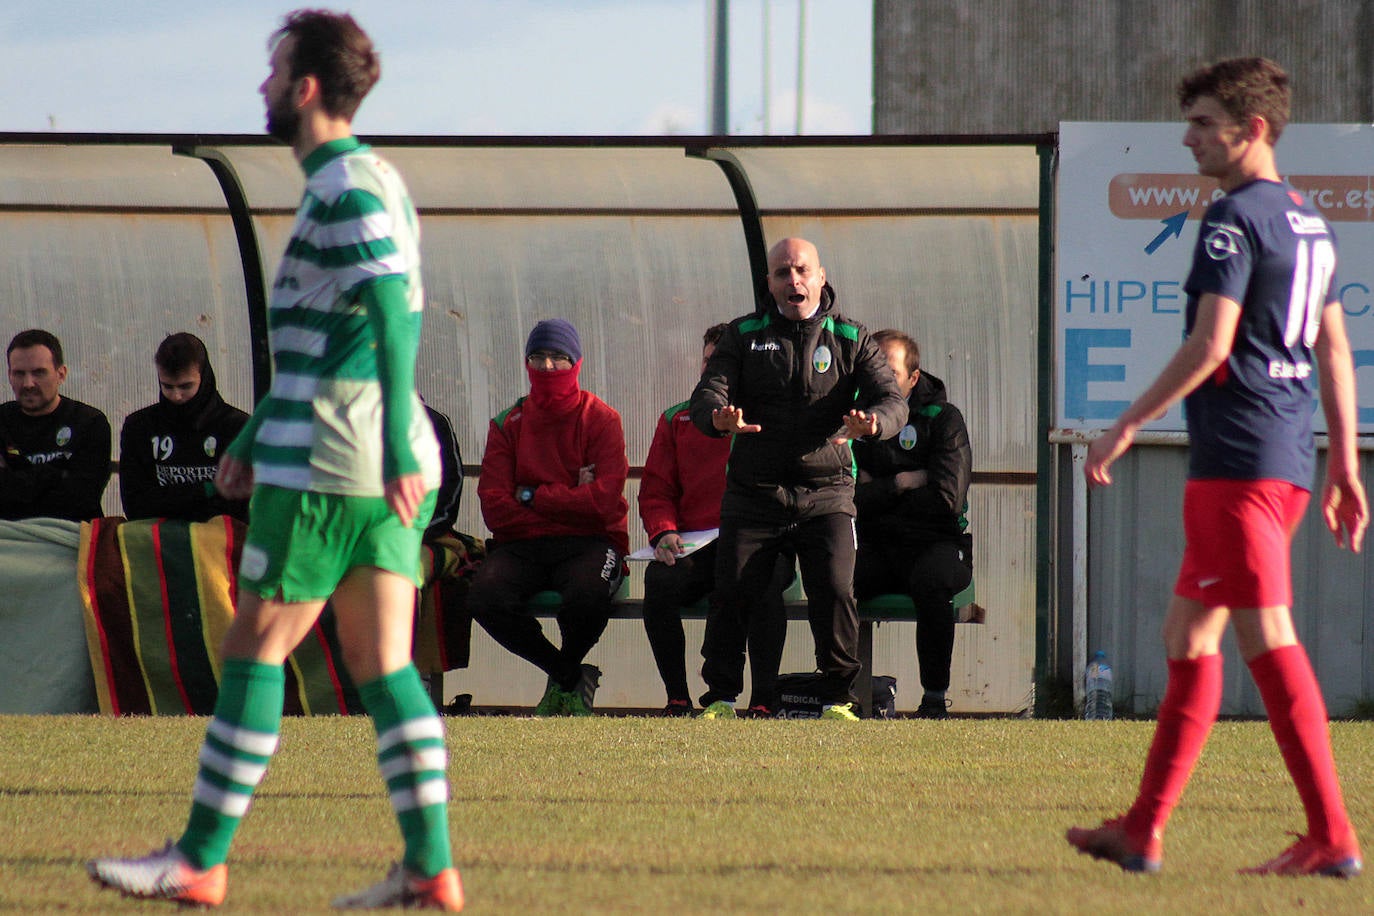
[{"x1": 88, "y1": 10, "x2": 463, "y2": 909}]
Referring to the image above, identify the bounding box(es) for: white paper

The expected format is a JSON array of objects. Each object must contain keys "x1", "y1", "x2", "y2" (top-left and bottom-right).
[{"x1": 626, "y1": 528, "x2": 719, "y2": 561}]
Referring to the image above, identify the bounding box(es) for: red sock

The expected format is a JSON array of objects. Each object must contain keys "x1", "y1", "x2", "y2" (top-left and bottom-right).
[
  {"x1": 1123, "y1": 654, "x2": 1223, "y2": 841},
  {"x1": 1247, "y1": 644, "x2": 1352, "y2": 846}
]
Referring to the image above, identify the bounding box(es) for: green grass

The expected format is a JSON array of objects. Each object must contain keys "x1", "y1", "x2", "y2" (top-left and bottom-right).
[{"x1": 3, "y1": 716, "x2": 1373, "y2": 913}]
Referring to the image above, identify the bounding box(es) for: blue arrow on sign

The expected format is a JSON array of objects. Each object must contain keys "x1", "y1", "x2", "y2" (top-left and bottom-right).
[{"x1": 1145, "y1": 210, "x2": 1190, "y2": 255}]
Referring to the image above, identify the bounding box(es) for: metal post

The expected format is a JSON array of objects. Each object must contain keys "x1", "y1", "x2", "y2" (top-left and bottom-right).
[
  {"x1": 762, "y1": 0, "x2": 771, "y2": 134},
  {"x1": 176, "y1": 145, "x2": 273, "y2": 403},
  {"x1": 711, "y1": 0, "x2": 730, "y2": 135},
  {"x1": 795, "y1": 0, "x2": 807, "y2": 134},
  {"x1": 1071, "y1": 442, "x2": 1088, "y2": 713},
  {"x1": 1035, "y1": 139, "x2": 1058, "y2": 715}
]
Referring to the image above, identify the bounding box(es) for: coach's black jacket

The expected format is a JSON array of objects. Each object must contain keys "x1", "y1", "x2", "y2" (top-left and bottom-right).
[{"x1": 690, "y1": 284, "x2": 907, "y2": 525}]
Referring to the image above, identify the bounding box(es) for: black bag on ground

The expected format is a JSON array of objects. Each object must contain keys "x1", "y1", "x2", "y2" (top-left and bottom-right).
[{"x1": 774, "y1": 672, "x2": 896, "y2": 719}]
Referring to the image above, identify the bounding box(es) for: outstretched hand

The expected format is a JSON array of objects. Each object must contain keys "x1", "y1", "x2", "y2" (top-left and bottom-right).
[
  {"x1": 712, "y1": 405, "x2": 762, "y2": 434},
  {"x1": 831, "y1": 409, "x2": 878, "y2": 444}
]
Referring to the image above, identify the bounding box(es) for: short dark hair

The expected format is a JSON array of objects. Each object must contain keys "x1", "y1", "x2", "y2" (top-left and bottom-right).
[
  {"x1": 872, "y1": 328, "x2": 920, "y2": 375},
  {"x1": 7, "y1": 329, "x2": 63, "y2": 367},
  {"x1": 154, "y1": 332, "x2": 209, "y2": 376},
  {"x1": 702, "y1": 323, "x2": 730, "y2": 348},
  {"x1": 272, "y1": 9, "x2": 380, "y2": 120},
  {"x1": 1177, "y1": 57, "x2": 1289, "y2": 143}
]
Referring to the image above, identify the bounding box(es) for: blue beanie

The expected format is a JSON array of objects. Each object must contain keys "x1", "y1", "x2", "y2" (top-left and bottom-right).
[{"x1": 525, "y1": 318, "x2": 582, "y2": 362}]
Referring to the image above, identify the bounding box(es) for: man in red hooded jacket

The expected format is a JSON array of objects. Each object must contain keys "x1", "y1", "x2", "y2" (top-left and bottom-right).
[{"x1": 470, "y1": 318, "x2": 629, "y2": 716}]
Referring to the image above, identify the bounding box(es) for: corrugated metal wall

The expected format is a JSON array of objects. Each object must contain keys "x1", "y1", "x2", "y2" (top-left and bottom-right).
[
  {"x1": 874, "y1": 0, "x2": 1374, "y2": 134},
  {"x1": 0, "y1": 135, "x2": 1043, "y2": 714},
  {"x1": 1086, "y1": 446, "x2": 1374, "y2": 716}
]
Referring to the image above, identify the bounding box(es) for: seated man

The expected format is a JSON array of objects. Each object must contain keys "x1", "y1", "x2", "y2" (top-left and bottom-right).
[
  {"x1": 119, "y1": 332, "x2": 250, "y2": 522},
  {"x1": 413, "y1": 401, "x2": 483, "y2": 689},
  {"x1": 469, "y1": 319, "x2": 629, "y2": 716},
  {"x1": 0, "y1": 328, "x2": 111, "y2": 522},
  {"x1": 853, "y1": 329, "x2": 973, "y2": 719},
  {"x1": 639, "y1": 323, "x2": 791, "y2": 717},
  {"x1": 422, "y1": 401, "x2": 464, "y2": 542}
]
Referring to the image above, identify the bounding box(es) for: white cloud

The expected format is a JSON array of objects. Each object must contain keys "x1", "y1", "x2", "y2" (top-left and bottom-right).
[{"x1": 636, "y1": 103, "x2": 704, "y2": 136}]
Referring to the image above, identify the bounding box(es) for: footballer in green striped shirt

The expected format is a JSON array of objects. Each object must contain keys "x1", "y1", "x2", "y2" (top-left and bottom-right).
[{"x1": 87, "y1": 10, "x2": 463, "y2": 911}]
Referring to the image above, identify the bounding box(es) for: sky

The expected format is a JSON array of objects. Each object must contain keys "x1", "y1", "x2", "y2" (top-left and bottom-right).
[{"x1": 2, "y1": 1, "x2": 872, "y2": 136}]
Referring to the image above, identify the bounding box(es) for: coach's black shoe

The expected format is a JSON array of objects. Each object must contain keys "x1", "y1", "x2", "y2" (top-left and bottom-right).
[
  {"x1": 662, "y1": 699, "x2": 694, "y2": 717},
  {"x1": 914, "y1": 697, "x2": 951, "y2": 719}
]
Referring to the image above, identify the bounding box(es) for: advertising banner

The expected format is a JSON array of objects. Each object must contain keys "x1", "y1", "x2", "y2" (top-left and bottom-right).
[{"x1": 1056, "y1": 122, "x2": 1374, "y2": 432}]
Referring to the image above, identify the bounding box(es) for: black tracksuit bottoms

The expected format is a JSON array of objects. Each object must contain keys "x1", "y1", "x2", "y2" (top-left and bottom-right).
[
  {"x1": 704, "y1": 513, "x2": 860, "y2": 708},
  {"x1": 469, "y1": 535, "x2": 625, "y2": 690}
]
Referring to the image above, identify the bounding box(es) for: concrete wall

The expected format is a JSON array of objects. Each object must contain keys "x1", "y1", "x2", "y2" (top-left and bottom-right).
[{"x1": 874, "y1": 0, "x2": 1374, "y2": 134}]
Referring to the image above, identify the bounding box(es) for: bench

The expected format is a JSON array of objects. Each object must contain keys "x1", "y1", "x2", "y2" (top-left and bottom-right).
[
  {"x1": 851, "y1": 584, "x2": 979, "y2": 717},
  {"x1": 486, "y1": 580, "x2": 980, "y2": 718}
]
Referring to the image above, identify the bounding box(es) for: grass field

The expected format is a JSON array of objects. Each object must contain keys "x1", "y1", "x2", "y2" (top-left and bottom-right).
[{"x1": 3, "y1": 715, "x2": 1373, "y2": 914}]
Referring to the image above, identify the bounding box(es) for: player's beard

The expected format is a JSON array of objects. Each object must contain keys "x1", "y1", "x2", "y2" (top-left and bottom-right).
[{"x1": 265, "y1": 96, "x2": 300, "y2": 145}]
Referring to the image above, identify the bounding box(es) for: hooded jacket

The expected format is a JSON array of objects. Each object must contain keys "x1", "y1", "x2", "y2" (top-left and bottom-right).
[
  {"x1": 477, "y1": 363, "x2": 629, "y2": 555},
  {"x1": 118, "y1": 360, "x2": 250, "y2": 522},
  {"x1": 690, "y1": 284, "x2": 908, "y2": 524},
  {"x1": 853, "y1": 370, "x2": 971, "y2": 545}
]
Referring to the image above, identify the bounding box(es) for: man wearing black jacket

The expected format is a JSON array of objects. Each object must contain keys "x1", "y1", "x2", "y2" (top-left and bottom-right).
[
  {"x1": 690, "y1": 237, "x2": 907, "y2": 718},
  {"x1": 422, "y1": 402, "x2": 463, "y2": 542},
  {"x1": 119, "y1": 333, "x2": 249, "y2": 522},
  {"x1": 854, "y1": 329, "x2": 973, "y2": 719},
  {"x1": 0, "y1": 328, "x2": 111, "y2": 522}
]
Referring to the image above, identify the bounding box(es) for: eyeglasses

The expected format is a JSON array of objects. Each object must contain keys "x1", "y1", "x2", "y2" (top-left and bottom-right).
[{"x1": 526, "y1": 350, "x2": 574, "y2": 369}]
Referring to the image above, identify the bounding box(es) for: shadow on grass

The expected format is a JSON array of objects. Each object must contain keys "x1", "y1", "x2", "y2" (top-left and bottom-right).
[
  {"x1": 469, "y1": 859, "x2": 1054, "y2": 879},
  {"x1": 0, "y1": 784, "x2": 378, "y2": 801}
]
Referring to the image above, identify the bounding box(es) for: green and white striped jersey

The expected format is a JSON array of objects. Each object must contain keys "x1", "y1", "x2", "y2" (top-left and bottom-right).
[{"x1": 231, "y1": 137, "x2": 440, "y2": 496}]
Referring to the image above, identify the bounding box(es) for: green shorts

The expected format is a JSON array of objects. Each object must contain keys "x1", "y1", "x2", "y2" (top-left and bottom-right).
[{"x1": 237, "y1": 484, "x2": 437, "y2": 602}]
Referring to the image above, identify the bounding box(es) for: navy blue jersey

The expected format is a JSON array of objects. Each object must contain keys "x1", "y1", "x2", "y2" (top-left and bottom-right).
[{"x1": 1182, "y1": 179, "x2": 1336, "y2": 488}]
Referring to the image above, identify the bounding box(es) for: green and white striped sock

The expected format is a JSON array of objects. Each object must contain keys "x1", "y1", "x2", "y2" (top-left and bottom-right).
[
  {"x1": 177, "y1": 658, "x2": 283, "y2": 869},
  {"x1": 359, "y1": 663, "x2": 453, "y2": 877}
]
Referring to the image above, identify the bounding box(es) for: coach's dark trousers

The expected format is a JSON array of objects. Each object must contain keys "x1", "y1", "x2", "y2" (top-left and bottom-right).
[
  {"x1": 706, "y1": 513, "x2": 859, "y2": 708},
  {"x1": 469, "y1": 535, "x2": 625, "y2": 691}
]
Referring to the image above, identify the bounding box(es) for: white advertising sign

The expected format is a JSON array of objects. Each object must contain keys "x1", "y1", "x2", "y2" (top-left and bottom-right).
[{"x1": 1056, "y1": 121, "x2": 1374, "y2": 432}]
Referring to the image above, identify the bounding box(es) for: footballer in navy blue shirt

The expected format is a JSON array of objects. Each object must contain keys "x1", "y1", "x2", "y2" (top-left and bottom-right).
[
  {"x1": 1069, "y1": 57, "x2": 1367, "y2": 879},
  {"x1": 1182, "y1": 179, "x2": 1332, "y2": 486}
]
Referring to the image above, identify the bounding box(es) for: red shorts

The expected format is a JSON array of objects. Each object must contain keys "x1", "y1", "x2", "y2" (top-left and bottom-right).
[{"x1": 1173, "y1": 478, "x2": 1309, "y2": 610}]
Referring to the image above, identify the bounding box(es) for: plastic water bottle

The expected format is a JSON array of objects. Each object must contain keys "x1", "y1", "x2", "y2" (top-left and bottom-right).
[{"x1": 1084, "y1": 650, "x2": 1114, "y2": 720}]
